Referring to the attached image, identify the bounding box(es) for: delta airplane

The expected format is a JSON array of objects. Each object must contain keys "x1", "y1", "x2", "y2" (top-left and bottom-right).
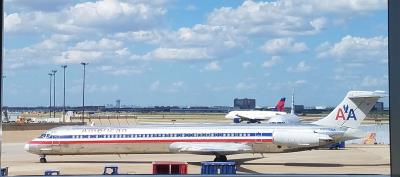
[
  {"x1": 25, "y1": 91, "x2": 385, "y2": 163},
  {"x1": 225, "y1": 97, "x2": 287, "y2": 123},
  {"x1": 267, "y1": 89, "x2": 300, "y2": 124}
]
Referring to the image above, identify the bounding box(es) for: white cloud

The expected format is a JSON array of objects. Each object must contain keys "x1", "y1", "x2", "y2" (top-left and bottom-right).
[
  {"x1": 205, "y1": 83, "x2": 230, "y2": 92},
  {"x1": 114, "y1": 30, "x2": 163, "y2": 44},
  {"x1": 262, "y1": 56, "x2": 282, "y2": 68},
  {"x1": 87, "y1": 84, "x2": 119, "y2": 93},
  {"x1": 361, "y1": 75, "x2": 387, "y2": 87},
  {"x1": 242, "y1": 62, "x2": 251, "y2": 68},
  {"x1": 261, "y1": 38, "x2": 308, "y2": 54},
  {"x1": 317, "y1": 35, "x2": 388, "y2": 64},
  {"x1": 4, "y1": 34, "x2": 74, "y2": 69},
  {"x1": 287, "y1": 61, "x2": 311, "y2": 72},
  {"x1": 73, "y1": 38, "x2": 123, "y2": 51},
  {"x1": 166, "y1": 81, "x2": 185, "y2": 93},
  {"x1": 115, "y1": 24, "x2": 246, "y2": 60},
  {"x1": 5, "y1": 0, "x2": 168, "y2": 34},
  {"x1": 115, "y1": 48, "x2": 130, "y2": 56},
  {"x1": 6, "y1": 35, "x2": 132, "y2": 69},
  {"x1": 207, "y1": 0, "x2": 385, "y2": 36},
  {"x1": 143, "y1": 47, "x2": 210, "y2": 60},
  {"x1": 97, "y1": 65, "x2": 150, "y2": 76},
  {"x1": 175, "y1": 24, "x2": 244, "y2": 48},
  {"x1": 300, "y1": 0, "x2": 386, "y2": 13},
  {"x1": 236, "y1": 82, "x2": 256, "y2": 91},
  {"x1": 149, "y1": 81, "x2": 185, "y2": 93},
  {"x1": 204, "y1": 61, "x2": 221, "y2": 71},
  {"x1": 294, "y1": 80, "x2": 307, "y2": 85},
  {"x1": 149, "y1": 80, "x2": 160, "y2": 91},
  {"x1": 68, "y1": 82, "x2": 119, "y2": 94},
  {"x1": 4, "y1": 13, "x2": 22, "y2": 32},
  {"x1": 266, "y1": 80, "x2": 307, "y2": 90},
  {"x1": 310, "y1": 17, "x2": 327, "y2": 31},
  {"x1": 186, "y1": 5, "x2": 197, "y2": 11},
  {"x1": 55, "y1": 50, "x2": 102, "y2": 64}
]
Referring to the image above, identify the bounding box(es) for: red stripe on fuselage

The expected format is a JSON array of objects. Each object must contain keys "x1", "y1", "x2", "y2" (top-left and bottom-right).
[{"x1": 29, "y1": 138, "x2": 272, "y2": 145}]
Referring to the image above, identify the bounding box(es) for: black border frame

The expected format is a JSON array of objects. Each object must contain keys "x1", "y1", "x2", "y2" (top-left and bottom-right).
[{"x1": 388, "y1": 0, "x2": 399, "y2": 176}]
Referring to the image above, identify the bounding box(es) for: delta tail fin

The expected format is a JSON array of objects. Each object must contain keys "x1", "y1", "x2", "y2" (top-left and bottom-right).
[
  {"x1": 312, "y1": 91, "x2": 386, "y2": 129},
  {"x1": 275, "y1": 97, "x2": 286, "y2": 112}
]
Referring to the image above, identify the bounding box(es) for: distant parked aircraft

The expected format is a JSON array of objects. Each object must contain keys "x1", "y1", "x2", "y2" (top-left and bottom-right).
[
  {"x1": 225, "y1": 97, "x2": 287, "y2": 123},
  {"x1": 267, "y1": 89, "x2": 299, "y2": 124}
]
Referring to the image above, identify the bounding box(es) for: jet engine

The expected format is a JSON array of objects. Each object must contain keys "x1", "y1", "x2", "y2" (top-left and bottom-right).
[{"x1": 273, "y1": 131, "x2": 332, "y2": 147}]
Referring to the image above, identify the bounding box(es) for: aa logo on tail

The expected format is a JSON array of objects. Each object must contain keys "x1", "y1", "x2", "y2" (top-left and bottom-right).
[{"x1": 335, "y1": 104, "x2": 357, "y2": 120}]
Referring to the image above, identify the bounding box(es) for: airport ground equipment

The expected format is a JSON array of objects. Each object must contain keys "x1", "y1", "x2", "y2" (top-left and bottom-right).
[
  {"x1": 201, "y1": 161, "x2": 236, "y2": 175},
  {"x1": 1, "y1": 167, "x2": 8, "y2": 176},
  {"x1": 152, "y1": 161, "x2": 188, "y2": 174},
  {"x1": 329, "y1": 141, "x2": 345, "y2": 150},
  {"x1": 103, "y1": 164, "x2": 118, "y2": 175},
  {"x1": 44, "y1": 169, "x2": 60, "y2": 176}
]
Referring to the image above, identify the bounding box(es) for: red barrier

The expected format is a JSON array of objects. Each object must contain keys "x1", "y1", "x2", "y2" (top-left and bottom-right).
[{"x1": 152, "y1": 161, "x2": 188, "y2": 174}]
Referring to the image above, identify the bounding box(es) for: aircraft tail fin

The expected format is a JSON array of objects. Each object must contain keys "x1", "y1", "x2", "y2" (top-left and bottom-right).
[
  {"x1": 312, "y1": 91, "x2": 386, "y2": 129},
  {"x1": 275, "y1": 97, "x2": 286, "y2": 112}
]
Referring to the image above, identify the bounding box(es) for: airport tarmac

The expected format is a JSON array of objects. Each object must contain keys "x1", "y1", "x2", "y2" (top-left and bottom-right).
[{"x1": 1, "y1": 130, "x2": 390, "y2": 176}]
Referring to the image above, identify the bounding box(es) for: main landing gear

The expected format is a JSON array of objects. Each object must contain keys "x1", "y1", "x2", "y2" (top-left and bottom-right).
[
  {"x1": 213, "y1": 155, "x2": 227, "y2": 162},
  {"x1": 39, "y1": 155, "x2": 47, "y2": 163}
]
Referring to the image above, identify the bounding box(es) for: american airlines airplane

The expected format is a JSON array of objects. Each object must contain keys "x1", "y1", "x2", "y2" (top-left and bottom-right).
[
  {"x1": 25, "y1": 91, "x2": 385, "y2": 163},
  {"x1": 225, "y1": 97, "x2": 287, "y2": 123}
]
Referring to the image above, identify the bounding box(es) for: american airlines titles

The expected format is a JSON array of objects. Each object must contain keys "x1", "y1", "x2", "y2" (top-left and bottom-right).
[{"x1": 81, "y1": 128, "x2": 128, "y2": 134}]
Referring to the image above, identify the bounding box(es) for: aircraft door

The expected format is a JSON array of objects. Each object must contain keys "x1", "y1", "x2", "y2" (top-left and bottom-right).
[
  {"x1": 50, "y1": 131, "x2": 61, "y2": 152},
  {"x1": 255, "y1": 132, "x2": 263, "y2": 143},
  {"x1": 251, "y1": 132, "x2": 264, "y2": 153}
]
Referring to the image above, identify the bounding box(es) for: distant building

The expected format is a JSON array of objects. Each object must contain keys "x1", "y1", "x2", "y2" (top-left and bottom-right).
[
  {"x1": 234, "y1": 98, "x2": 256, "y2": 109},
  {"x1": 373, "y1": 102, "x2": 384, "y2": 111},
  {"x1": 116, "y1": 99, "x2": 121, "y2": 108},
  {"x1": 294, "y1": 105, "x2": 304, "y2": 114}
]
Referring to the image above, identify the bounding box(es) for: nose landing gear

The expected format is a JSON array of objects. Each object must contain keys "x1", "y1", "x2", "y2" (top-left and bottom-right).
[
  {"x1": 39, "y1": 155, "x2": 47, "y2": 163},
  {"x1": 213, "y1": 155, "x2": 227, "y2": 162}
]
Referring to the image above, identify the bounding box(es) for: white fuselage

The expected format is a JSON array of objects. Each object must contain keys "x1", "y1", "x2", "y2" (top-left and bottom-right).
[
  {"x1": 225, "y1": 111, "x2": 287, "y2": 120},
  {"x1": 25, "y1": 124, "x2": 354, "y2": 156}
]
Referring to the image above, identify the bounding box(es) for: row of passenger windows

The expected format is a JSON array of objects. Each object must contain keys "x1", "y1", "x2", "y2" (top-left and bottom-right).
[{"x1": 40, "y1": 133, "x2": 272, "y2": 139}]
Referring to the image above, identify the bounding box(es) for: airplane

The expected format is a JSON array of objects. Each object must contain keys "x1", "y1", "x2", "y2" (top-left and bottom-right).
[
  {"x1": 225, "y1": 97, "x2": 287, "y2": 123},
  {"x1": 267, "y1": 88, "x2": 300, "y2": 124},
  {"x1": 25, "y1": 90, "x2": 385, "y2": 163}
]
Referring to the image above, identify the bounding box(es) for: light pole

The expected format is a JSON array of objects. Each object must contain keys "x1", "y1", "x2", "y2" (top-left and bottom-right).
[
  {"x1": 61, "y1": 65, "x2": 67, "y2": 122},
  {"x1": 1, "y1": 76, "x2": 5, "y2": 122},
  {"x1": 81, "y1": 62, "x2": 88, "y2": 123},
  {"x1": 51, "y1": 70, "x2": 57, "y2": 118},
  {"x1": 48, "y1": 73, "x2": 53, "y2": 117}
]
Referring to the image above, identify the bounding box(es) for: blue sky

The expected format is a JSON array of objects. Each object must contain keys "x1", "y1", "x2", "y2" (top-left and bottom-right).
[{"x1": 4, "y1": 0, "x2": 388, "y2": 107}]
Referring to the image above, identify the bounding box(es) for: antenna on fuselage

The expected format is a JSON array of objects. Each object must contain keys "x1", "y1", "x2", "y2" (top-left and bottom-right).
[{"x1": 290, "y1": 88, "x2": 295, "y2": 115}]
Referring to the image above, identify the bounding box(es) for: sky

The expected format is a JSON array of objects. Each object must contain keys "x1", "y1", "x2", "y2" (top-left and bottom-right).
[{"x1": 3, "y1": 0, "x2": 388, "y2": 107}]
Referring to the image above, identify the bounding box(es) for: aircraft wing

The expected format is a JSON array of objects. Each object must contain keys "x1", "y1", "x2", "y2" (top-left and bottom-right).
[{"x1": 169, "y1": 142, "x2": 252, "y2": 155}]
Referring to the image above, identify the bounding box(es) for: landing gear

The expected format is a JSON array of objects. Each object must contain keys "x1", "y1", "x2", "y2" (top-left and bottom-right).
[
  {"x1": 39, "y1": 155, "x2": 47, "y2": 163},
  {"x1": 213, "y1": 155, "x2": 227, "y2": 162}
]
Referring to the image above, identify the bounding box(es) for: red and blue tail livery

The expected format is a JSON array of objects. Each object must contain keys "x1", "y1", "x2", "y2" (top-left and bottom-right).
[
  {"x1": 335, "y1": 104, "x2": 357, "y2": 120},
  {"x1": 275, "y1": 97, "x2": 286, "y2": 112}
]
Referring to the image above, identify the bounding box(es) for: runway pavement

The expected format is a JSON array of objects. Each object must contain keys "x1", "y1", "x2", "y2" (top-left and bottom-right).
[{"x1": 1, "y1": 130, "x2": 390, "y2": 176}]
